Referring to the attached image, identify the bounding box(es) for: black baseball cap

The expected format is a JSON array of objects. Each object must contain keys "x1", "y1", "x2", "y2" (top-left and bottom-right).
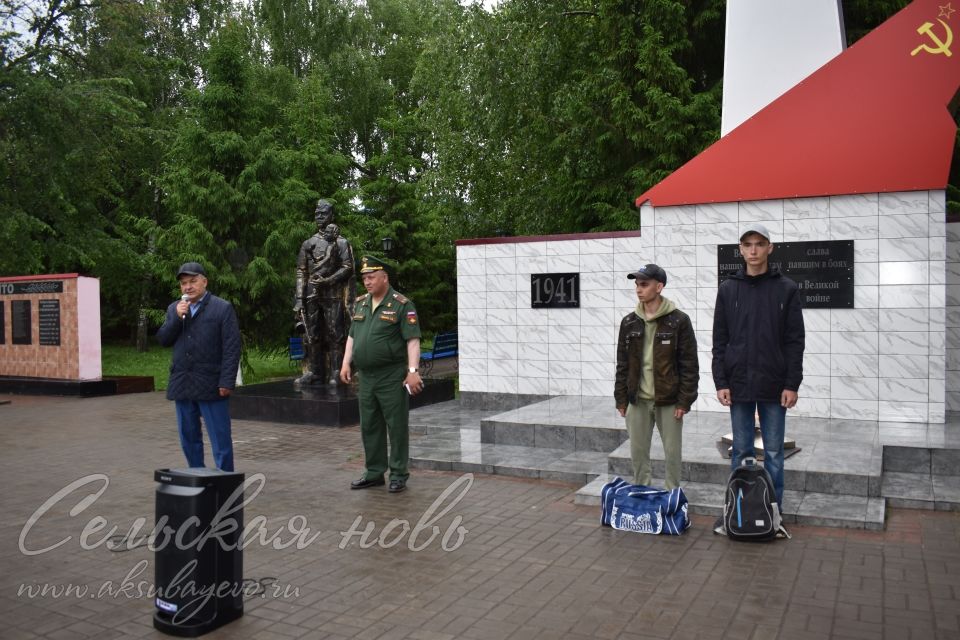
[
  {"x1": 627, "y1": 263, "x2": 667, "y2": 285},
  {"x1": 177, "y1": 262, "x2": 206, "y2": 278}
]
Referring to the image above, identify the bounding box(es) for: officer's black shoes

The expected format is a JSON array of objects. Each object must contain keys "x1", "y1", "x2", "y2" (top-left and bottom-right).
[
  {"x1": 388, "y1": 479, "x2": 407, "y2": 493},
  {"x1": 350, "y1": 476, "x2": 385, "y2": 489}
]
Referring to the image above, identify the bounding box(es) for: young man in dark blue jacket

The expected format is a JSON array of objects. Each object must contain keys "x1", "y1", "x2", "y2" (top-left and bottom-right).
[
  {"x1": 157, "y1": 262, "x2": 242, "y2": 471},
  {"x1": 712, "y1": 224, "x2": 805, "y2": 509}
]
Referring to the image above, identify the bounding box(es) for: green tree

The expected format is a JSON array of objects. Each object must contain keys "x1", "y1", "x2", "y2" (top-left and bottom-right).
[
  {"x1": 415, "y1": 0, "x2": 725, "y2": 238},
  {"x1": 160, "y1": 20, "x2": 349, "y2": 344}
]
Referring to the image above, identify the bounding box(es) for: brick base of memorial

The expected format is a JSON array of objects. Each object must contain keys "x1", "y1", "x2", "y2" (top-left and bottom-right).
[
  {"x1": 230, "y1": 377, "x2": 455, "y2": 427},
  {"x1": 0, "y1": 375, "x2": 154, "y2": 397}
]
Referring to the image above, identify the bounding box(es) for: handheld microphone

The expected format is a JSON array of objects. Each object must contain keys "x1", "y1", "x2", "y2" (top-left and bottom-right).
[{"x1": 180, "y1": 294, "x2": 190, "y2": 319}]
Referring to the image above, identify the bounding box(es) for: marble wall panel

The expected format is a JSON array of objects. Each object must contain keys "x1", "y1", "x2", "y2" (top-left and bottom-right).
[
  {"x1": 879, "y1": 377, "x2": 928, "y2": 400},
  {"x1": 878, "y1": 354, "x2": 928, "y2": 379},
  {"x1": 806, "y1": 330, "x2": 833, "y2": 353},
  {"x1": 655, "y1": 244, "x2": 698, "y2": 268},
  {"x1": 653, "y1": 205, "x2": 697, "y2": 226},
  {"x1": 581, "y1": 379, "x2": 613, "y2": 396},
  {"x1": 805, "y1": 353, "x2": 831, "y2": 377},
  {"x1": 580, "y1": 238, "x2": 614, "y2": 254},
  {"x1": 581, "y1": 343, "x2": 614, "y2": 362},
  {"x1": 878, "y1": 284, "x2": 930, "y2": 308},
  {"x1": 803, "y1": 375, "x2": 831, "y2": 398},
  {"x1": 580, "y1": 253, "x2": 614, "y2": 273},
  {"x1": 830, "y1": 216, "x2": 879, "y2": 240},
  {"x1": 879, "y1": 262, "x2": 928, "y2": 286},
  {"x1": 880, "y1": 213, "x2": 929, "y2": 239},
  {"x1": 696, "y1": 222, "x2": 740, "y2": 246},
  {"x1": 546, "y1": 254, "x2": 580, "y2": 273},
  {"x1": 878, "y1": 401, "x2": 927, "y2": 423},
  {"x1": 931, "y1": 236, "x2": 947, "y2": 261},
  {"x1": 854, "y1": 238, "x2": 880, "y2": 263},
  {"x1": 488, "y1": 341, "x2": 518, "y2": 361},
  {"x1": 518, "y1": 359, "x2": 549, "y2": 378},
  {"x1": 696, "y1": 202, "x2": 739, "y2": 223},
  {"x1": 487, "y1": 256, "x2": 516, "y2": 276},
  {"x1": 830, "y1": 309, "x2": 878, "y2": 332},
  {"x1": 879, "y1": 331, "x2": 929, "y2": 355},
  {"x1": 740, "y1": 199, "x2": 783, "y2": 220},
  {"x1": 456, "y1": 190, "x2": 949, "y2": 422},
  {"x1": 930, "y1": 190, "x2": 946, "y2": 213},
  {"x1": 486, "y1": 243, "x2": 516, "y2": 258},
  {"x1": 488, "y1": 357, "x2": 518, "y2": 377},
  {"x1": 784, "y1": 217, "x2": 831, "y2": 242},
  {"x1": 582, "y1": 361, "x2": 615, "y2": 380},
  {"x1": 879, "y1": 191, "x2": 930, "y2": 215},
  {"x1": 518, "y1": 340, "x2": 549, "y2": 361},
  {"x1": 831, "y1": 354, "x2": 879, "y2": 378},
  {"x1": 516, "y1": 241, "x2": 547, "y2": 257},
  {"x1": 804, "y1": 309, "x2": 832, "y2": 332},
  {"x1": 830, "y1": 193, "x2": 878, "y2": 217},
  {"x1": 831, "y1": 399, "x2": 879, "y2": 421},
  {"x1": 517, "y1": 376, "x2": 550, "y2": 395}
]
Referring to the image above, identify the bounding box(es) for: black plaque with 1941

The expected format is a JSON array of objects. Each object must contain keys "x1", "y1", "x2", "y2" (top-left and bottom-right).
[
  {"x1": 531, "y1": 273, "x2": 580, "y2": 308},
  {"x1": 717, "y1": 240, "x2": 854, "y2": 309}
]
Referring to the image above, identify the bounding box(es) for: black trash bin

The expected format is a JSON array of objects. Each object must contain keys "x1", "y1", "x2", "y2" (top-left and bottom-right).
[{"x1": 153, "y1": 468, "x2": 245, "y2": 637}]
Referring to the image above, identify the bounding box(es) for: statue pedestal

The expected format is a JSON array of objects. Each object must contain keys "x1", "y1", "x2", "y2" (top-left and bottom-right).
[{"x1": 230, "y1": 377, "x2": 456, "y2": 427}]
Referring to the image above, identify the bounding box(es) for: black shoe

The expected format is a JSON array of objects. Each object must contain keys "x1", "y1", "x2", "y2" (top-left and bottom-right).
[
  {"x1": 350, "y1": 476, "x2": 385, "y2": 490},
  {"x1": 388, "y1": 479, "x2": 407, "y2": 493}
]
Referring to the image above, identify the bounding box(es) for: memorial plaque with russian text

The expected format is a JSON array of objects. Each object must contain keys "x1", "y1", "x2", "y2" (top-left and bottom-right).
[
  {"x1": 717, "y1": 240, "x2": 855, "y2": 309},
  {"x1": 39, "y1": 299, "x2": 60, "y2": 346},
  {"x1": 12, "y1": 299, "x2": 31, "y2": 344}
]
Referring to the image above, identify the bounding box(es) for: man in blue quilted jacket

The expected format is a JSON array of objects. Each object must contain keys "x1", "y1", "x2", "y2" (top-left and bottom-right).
[{"x1": 157, "y1": 262, "x2": 242, "y2": 471}]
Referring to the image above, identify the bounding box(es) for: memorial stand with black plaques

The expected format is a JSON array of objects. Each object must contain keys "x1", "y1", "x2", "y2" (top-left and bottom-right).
[
  {"x1": 153, "y1": 468, "x2": 245, "y2": 637},
  {"x1": 0, "y1": 274, "x2": 153, "y2": 396},
  {"x1": 714, "y1": 240, "x2": 854, "y2": 459}
]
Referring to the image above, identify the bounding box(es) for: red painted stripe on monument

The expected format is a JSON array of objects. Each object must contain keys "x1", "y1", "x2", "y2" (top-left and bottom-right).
[
  {"x1": 456, "y1": 230, "x2": 641, "y2": 246},
  {"x1": 0, "y1": 273, "x2": 80, "y2": 282}
]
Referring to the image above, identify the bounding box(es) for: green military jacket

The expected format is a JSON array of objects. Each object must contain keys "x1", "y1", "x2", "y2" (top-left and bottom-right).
[{"x1": 349, "y1": 287, "x2": 421, "y2": 371}]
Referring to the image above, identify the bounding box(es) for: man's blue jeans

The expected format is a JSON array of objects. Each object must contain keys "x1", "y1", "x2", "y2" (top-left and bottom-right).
[
  {"x1": 175, "y1": 398, "x2": 234, "y2": 471},
  {"x1": 730, "y1": 401, "x2": 785, "y2": 507}
]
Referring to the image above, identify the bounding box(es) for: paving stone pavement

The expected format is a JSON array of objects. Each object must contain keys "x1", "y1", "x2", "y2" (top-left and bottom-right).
[{"x1": 1, "y1": 391, "x2": 959, "y2": 640}]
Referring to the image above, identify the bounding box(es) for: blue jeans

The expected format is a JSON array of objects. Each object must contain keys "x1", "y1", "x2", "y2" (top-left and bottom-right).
[
  {"x1": 175, "y1": 398, "x2": 234, "y2": 471},
  {"x1": 730, "y1": 401, "x2": 785, "y2": 507}
]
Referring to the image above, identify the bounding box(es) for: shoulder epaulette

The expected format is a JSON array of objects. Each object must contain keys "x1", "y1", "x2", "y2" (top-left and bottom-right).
[
  {"x1": 392, "y1": 292, "x2": 409, "y2": 303},
  {"x1": 356, "y1": 293, "x2": 369, "y2": 302}
]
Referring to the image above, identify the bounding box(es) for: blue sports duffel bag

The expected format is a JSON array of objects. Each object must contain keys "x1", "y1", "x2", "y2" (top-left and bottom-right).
[{"x1": 600, "y1": 477, "x2": 690, "y2": 535}]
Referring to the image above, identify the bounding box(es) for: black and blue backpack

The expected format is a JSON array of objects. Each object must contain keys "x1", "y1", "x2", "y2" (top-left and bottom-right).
[{"x1": 715, "y1": 457, "x2": 790, "y2": 541}]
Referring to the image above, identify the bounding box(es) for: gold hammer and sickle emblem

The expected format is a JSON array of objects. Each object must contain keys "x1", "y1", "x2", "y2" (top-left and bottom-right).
[{"x1": 911, "y1": 19, "x2": 953, "y2": 56}]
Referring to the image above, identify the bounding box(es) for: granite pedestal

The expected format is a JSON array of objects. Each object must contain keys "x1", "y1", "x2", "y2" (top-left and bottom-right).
[
  {"x1": 0, "y1": 375, "x2": 154, "y2": 397},
  {"x1": 231, "y1": 377, "x2": 456, "y2": 427}
]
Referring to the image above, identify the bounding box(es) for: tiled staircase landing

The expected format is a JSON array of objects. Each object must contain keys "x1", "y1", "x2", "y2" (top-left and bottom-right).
[{"x1": 409, "y1": 397, "x2": 960, "y2": 530}]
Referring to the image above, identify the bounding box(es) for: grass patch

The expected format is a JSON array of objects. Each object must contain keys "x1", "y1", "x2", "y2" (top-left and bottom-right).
[{"x1": 102, "y1": 343, "x2": 297, "y2": 390}]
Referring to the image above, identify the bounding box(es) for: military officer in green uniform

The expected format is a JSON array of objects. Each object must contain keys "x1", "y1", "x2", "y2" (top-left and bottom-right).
[{"x1": 340, "y1": 255, "x2": 423, "y2": 493}]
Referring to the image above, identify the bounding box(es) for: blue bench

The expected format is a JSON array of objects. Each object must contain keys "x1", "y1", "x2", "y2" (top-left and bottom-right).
[
  {"x1": 289, "y1": 336, "x2": 305, "y2": 366},
  {"x1": 419, "y1": 330, "x2": 458, "y2": 375}
]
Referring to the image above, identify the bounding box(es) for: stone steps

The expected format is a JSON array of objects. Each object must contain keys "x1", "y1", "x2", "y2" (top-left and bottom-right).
[
  {"x1": 406, "y1": 398, "x2": 960, "y2": 530},
  {"x1": 479, "y1": 417, "x2": 626, "y2": 452},
  {"x1": 606, "y1": 441, "x2": 883, "y2": 497},
  {"x1": 574, "y1": 474, "x2": 887, "y2": 530}
]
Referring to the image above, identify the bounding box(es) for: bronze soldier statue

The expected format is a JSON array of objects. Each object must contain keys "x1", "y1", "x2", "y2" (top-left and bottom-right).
[{"x1": 293, "y1": 200, "x2": 355, "y2": 385}]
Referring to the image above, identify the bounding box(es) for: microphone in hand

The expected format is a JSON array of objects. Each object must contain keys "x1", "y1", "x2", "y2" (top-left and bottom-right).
[{"x1": 180, "y1": 294, "x2": 190, "y2": 319}]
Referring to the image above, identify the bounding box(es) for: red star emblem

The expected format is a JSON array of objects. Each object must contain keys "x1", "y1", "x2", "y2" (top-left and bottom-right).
[{"x1": 940, "y1": 3, "x2": 955, "y2": 19}]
